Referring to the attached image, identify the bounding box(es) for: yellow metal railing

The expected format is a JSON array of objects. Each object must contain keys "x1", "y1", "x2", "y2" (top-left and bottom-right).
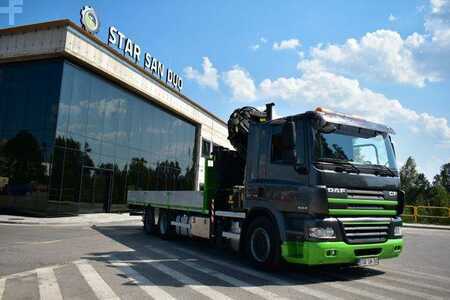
[{"x1": 402, "y1": 205, "x2": 450, "y2": 224}]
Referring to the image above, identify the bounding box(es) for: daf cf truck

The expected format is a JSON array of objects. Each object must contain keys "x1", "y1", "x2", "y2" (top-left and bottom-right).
[{"x1": 128, "y1": 104, "x2": 404, "y2": 269}]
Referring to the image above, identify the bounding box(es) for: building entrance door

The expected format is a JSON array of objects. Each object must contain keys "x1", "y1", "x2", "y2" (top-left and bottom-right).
[{"x1": 80, "y1": 167, "x2": 113, "y2": 213}]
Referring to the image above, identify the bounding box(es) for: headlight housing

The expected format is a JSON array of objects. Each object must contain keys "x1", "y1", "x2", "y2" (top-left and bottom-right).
[
  {"x1": 394, "y1": 225, "x2": 402, "y2": 236},
  {"x1": 308, "y1": 226, "x2": 336, "y2": 240}
]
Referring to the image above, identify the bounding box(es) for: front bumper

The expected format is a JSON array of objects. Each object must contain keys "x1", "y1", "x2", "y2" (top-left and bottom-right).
[{"x1": 281, "y1": 238, "x2": 403, "y2": 265}]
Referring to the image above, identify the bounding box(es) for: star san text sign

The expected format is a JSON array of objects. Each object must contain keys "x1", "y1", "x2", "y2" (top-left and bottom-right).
[{"x1": 107, "y1": 26, "x2": 183, "y2": 91}]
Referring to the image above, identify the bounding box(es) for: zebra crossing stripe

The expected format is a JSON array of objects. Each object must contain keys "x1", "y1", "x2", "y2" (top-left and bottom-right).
[
  {"x1": 74, "y1": 260, "x2": 120, "y2": 300},
  {"x1": 108, "y1": 260, "x2": 175, "y2": 300},
  {"x1": 148, "y1": 246, "x2": 288, "y2": 300},
  {"x1": 375, "y1": 266, "x2": 450, "y2": 284},
  {"x1": 150, "y1": 244, "x2": 344, "y2": 300},
  {"x1": 36, "y1": 267, "x2": 63, "y2": 300},
  {"x1": 322, "y1": 281, "x2": 394, "y2": 300},
  {"x1": 373, "y1": 274, "x2": 450, "y2": 294},
  {"x1": 0, "y1": 278, "x2": 5, "y2": 300},
  {"x1": 337, "y1": 276, "x2": 443, "y2": 300},
  {"x1": 138, "y1": 256, "x2": 234, "y2": 300}
]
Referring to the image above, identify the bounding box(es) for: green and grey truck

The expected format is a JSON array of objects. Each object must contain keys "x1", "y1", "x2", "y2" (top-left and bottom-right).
[{"x1": 128, "y1": 104, "x2": 404, "y2": 269}]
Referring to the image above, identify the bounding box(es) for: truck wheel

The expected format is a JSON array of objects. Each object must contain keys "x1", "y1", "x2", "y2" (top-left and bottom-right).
[
  {"x1": 158, "y1": 211, "x2": 171, "y2": 239},
  {"x1": 245, "y1": 216, "x2": 281, "y2": 270},
  {"x1": 143, "y1": 207, "x2": 155, "y2": 235}
]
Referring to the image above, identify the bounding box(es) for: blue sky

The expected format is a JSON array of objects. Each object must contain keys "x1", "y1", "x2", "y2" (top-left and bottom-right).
[{"x1": 1, "y1": 0, "x2": 449, "y2": 180}]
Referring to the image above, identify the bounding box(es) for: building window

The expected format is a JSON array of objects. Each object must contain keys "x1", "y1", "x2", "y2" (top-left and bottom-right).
[{"x1": 51, "y1": 60, "x2": 199, "y2": 209}]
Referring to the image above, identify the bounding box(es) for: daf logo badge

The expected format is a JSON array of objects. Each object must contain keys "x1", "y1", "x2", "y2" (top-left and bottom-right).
[
  {"x1": 80, "y1": 6, "x2": 100, "y2": 33},
  {"x1": 327, "y1": 187, "x2": 346, "y2": 194}
]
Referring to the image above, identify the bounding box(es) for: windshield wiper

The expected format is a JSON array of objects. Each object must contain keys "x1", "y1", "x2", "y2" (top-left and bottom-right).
[
  {"x1": 371, "y1": 164, "x2": 396, "y2": 177},
  {"x1": 316, "y1": 158, "x2": 361, "y2": 174}
]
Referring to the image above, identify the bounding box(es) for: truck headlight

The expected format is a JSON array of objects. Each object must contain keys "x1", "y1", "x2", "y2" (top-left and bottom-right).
[
  {"x1": 308, "y1": 226, "x2": 336, "y2": 239},
  {"x1": 394, "y1": 226, "x2": 402, "y2": 236}
]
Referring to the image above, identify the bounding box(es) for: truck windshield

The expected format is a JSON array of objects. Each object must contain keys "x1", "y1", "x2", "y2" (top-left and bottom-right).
[{"x1": 314, "y1": 127, "x2": 397, "y2": 170}]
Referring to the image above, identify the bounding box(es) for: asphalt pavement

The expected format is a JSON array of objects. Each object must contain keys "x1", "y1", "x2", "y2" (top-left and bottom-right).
[{"x1": 0, "y1": 220, "x2": 449, "y2": 300}]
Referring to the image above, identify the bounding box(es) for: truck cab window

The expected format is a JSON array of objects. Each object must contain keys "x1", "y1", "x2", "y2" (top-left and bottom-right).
[{"x1": 271, "y1": 126, "x2": 296, "y2": 163}]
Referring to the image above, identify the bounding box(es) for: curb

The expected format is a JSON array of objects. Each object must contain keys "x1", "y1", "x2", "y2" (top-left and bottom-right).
[
  {"x1": 0, "y1": 219, "x2": 141, "y2": 226},
  {"x1": 0, "y1": 215, "x2": 142, "y2": 226},
  {"x1": 403, "y1": 223, "x2": 450, "y2": 230}
]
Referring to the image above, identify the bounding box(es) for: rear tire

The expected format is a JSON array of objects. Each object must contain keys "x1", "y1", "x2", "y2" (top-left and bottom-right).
[
  {"x1": 143, "y1": 207, "x2": 156, "y2": 235},
  {"x1": 158, "y1": 210, "x2": 172, "y2": 239},
  {"x1": 245, "y1": 216, "x2": 281, "y2": 270}
]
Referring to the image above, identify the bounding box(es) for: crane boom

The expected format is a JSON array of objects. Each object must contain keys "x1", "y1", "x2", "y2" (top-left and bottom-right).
[{"x1": 227, "y1": 103, "x2": 274, "y2": 157}]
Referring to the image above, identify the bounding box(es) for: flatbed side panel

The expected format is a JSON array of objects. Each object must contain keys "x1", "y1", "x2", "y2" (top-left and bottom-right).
[{"x1": 128, "y1": 191, "x2": 206, "y2": 213}]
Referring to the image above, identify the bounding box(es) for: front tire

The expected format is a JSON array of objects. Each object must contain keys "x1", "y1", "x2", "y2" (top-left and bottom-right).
[{"x1": 245, "y1": 216, "x2": 281, "y2": 270}]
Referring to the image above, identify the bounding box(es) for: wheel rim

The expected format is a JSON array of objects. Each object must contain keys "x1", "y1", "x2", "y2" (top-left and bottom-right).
[{"x1": 250, "y1": 227, "x2": 271, "y2": 263}]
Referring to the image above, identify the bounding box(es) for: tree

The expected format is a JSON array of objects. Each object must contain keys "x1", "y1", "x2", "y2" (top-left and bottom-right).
[
  {"x1": 400, "y1": 157, "x2": 420, "y2": 204},
  {"x1": 428, "y1": 185, "x2": 449, "y2": 208},
  {"x1": 415, "y1": 173, "x2": 431, "y2": 205},
  {"x1": 432, "y1": 163, "x2": 450, "y2": 193}
]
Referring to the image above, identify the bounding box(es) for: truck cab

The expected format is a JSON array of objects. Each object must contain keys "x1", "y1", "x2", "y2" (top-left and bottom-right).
[{"x1": 241, "y1": 107, "x2": 403, "y2": 267}]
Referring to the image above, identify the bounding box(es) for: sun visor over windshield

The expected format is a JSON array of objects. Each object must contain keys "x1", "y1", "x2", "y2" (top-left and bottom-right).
[{"x1": 318, "y1": 112, "x2": 395, "y2": 135}]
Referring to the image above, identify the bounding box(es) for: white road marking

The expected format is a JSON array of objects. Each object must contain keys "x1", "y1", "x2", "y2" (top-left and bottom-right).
[
  {"x1": 149, "y1": 245, "x2": 344, "y2": 300},
  {"x1": 109, "y1": 260, "x2": 175, "y2": 300},
  {"x1": 108, "y1": 258, "x2": 198, "y2": 264},
  {"x1": 322, "y1": 281, "x2": 394, "y2": 300},
  {"x1": 332, "y1": 276, "x2": 444, "y2": 300},
  {"x1": 36, "y1": 267, "x2": 63, "y2": 300},
  {"x1": 74, "y1": 260, "x2": 120, "y2": 300},
  {"x1": 375, "y1": 274, "x2": 450, "y2": 294},
  {"x1": 0, "y1": 263, "x2": 68, "y2": 281},
  {"x1": 138, "y1": 255, "x2": 234, "y2": 300},
  {"x1": 376, "y1": 266, "x2": 450, "y2": 284},
  {"x1": 15, "y1": 240, "x2": 63, "y2": 246},
  {"x1": 0, "y1": 278, "x2": 5, "y2": 300},
  {"x1": 148, "y1": 246, "x2": 288, "y2": 300}
]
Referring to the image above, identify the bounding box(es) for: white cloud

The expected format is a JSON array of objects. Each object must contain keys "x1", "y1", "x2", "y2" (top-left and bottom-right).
[
  {"x1": 297, "y1": 30, "x2": 439, "y2": 87},
  {"x1": 291, "y1": 0, "x2": 450, "y2": 88},
  {"x1": 405, "y1": 32, "x2": 426, "y2": 48},
  {"x1": 250, "y1": 37, "x2": 268, "y2": 51},
  {"x1": 273, "y1": 38, "x2": 301, "y2": 50},
  {"x1": 183, "y1": 57, "x2": 219, "y2": 90},
  {"x1": 223, "y1": 66, "x2": 257, "y2": 101},
  {"x1": 250, "y1": 44, "x2": 260, "y2": 51},
  {"x1": 258, "y1": 69, "x2": 450, "y2": 141},
  {"x1": 425, "y1": 0, "x2": 450, "y2": 47},
  {"x1": 431, "y1": 0, "x2": 447, "y2": 13},
  {"x1": 220, "y1": 0, "x2": 450, "y2": 143},
  {"x1": 388, "y1": 14, "x2": 397, "y2": 22}
]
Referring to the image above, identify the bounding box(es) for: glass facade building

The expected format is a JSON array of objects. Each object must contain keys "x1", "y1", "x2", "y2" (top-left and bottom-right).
[{"x1": 0, "y1": 59, "x2": 198, "y2": 215}]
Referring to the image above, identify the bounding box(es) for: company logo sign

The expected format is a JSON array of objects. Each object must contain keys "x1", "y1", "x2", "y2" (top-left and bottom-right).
[
  {"x1": 108, "y1": 26, "x2": 183, "y2": 91},
  {"x1": 327, "y1": 187, "x2": 347, "y2": 194},
  {"x1": 80, "y1": 6, "x2": 100, "y2": 33}
]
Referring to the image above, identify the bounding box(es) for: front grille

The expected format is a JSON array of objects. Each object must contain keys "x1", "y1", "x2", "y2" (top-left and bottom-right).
[
  {"x1": 328, "y1": 188, "x2": 397, "y2": 217},
  {"x1": 341, "y1": 221, "x2": 390, "y2": 244},
  {"x1": 347, "y1": 189, "x2": 385, "y2": 198}
]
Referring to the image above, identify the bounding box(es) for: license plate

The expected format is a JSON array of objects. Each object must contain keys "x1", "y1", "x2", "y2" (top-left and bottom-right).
[{"x1": 357, "y1": 257, "x2": 379, "y2": 266}]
